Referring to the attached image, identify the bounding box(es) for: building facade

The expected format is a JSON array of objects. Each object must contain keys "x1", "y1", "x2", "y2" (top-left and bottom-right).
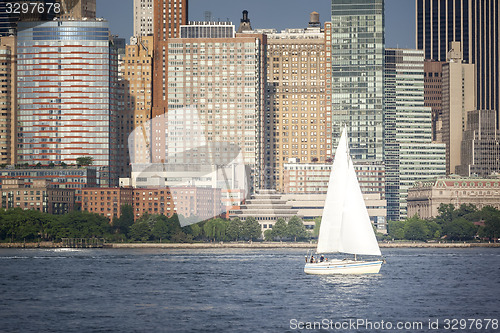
[
  {"x1": 0, "y1": 1, "x2": 59, "y2": 37},
  {"x1": 82, "y1": 185, "x2": 222, "y2": 222},
  {"x1": 228, "y1": 189, "x2": 304, "y2": 234},
  {"x1": 16, "y1": 20, "x2": 119, "y2": 186},
  {"x1": 133, "y1": 0, "x2": 154, "y2": 37},
  {"x1": 1, "y1": 0, "x2": 95, "y2": 37},
  {"x1": 424, "y1": 60, "x2": 445, "y2": 142},
  {"x1": 149, "y1": 26, "x2": 266, "y2": 190},
  {"x1": 282, "y1": 162, "x2": 387, "y2": 229},
  {"x1": 82, "y1": 187, "x2": 133, "y2": 220},
  {"x1": 0, "y1": 36, "x2": 16, "y2": 165},
  {"x1": 331, "y1": 0, "x2": 385, "y2": 162},
  {"x1": 408, "y1": 177, "x2": 500, "y2": 219},
  {"x1": 118, "y1": 35, "x2": 154, "y2": 175},
  {"x1": 181, "y1": 21, "x2": 235, "y2": 39},
  {"x1": 441, "y1": 42, "x2": 476, "y2": 174},
  {"x1": 1, "y1": 178, "x2": 75, "y2": 214},
  {"x1": 257, "y1": 13, "x2": 331, "y2": 191},
  {"x1": 457, "y1": 109, "x2": 500, "y2": 177},
  {"x1": 59, "y1": 0, "x2": 96, "y2": 19},
  {"x1": 416, "y1": 0, "x2": 499, "y2": 127},
  {"x1": 384, "y1": 48, "x2": 446, "y2": 220},
  {"x1": 152, "y1": 0, "x2": 188, "y2": 118},
  {"x1": 0, "y1": 1, "x2": 18, "y2": 36},
  {"x1": 132, "y1": 187, "x2": 175, "y2": 219},
  {"x1": 170, "y1": 186, "x2": 222, "y2": 222},
  {"x1": 0, "y1": 166, "x2": 97, "y2": 205}
]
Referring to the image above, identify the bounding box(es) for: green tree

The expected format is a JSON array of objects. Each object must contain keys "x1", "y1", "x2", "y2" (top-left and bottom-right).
[
  {"x1": 455, "y1": 203, "x2": 478, "y2": 220},
  {"x1": 165, "y1": 214, "x2": 183, "y2": 237},
  {"x1": 19, "y1": 210, "x2": 50, "y2": 241},
  {"x1": 387, "y1": 220, "x2": 405, "y2": 240},
  {"x1": 151, "y1": 217, "x2": 170, "y2": 242},
  {"x1": 271, "y1": 217, "x2": 288, "y2": 240},
  {"x1": 226, "y1": 217, "x2": 243, "y2": 241},
  {"x1": 76, "y1": 156, "x2": 93, "y2": 166},
  {"x1": 263, "y1": 229, "x2": 274, "y2": 241},
  {"x1": 404, "y1": 216, "x2": 430, "y2": 241},
  {"x1": 443, "y1": 217, "x2": 477, "y2": 240},
  {"x1": 241, "y1": 217, "x2": 261, "y2": 241},
  {"x1": 435, "y1": 203, "x2": 455, "y2": 225},
  {"x1": 479, "y1": 206, "x2": 500, "y2": 240},
  {"x1": 113, "y1": 204, "x2": 134, "y2": 236},
  {"x1": 203, "y1": 218, "x2": 228, "y2": 241},
  {"x1": 49, "y1": 211, "x2": 111, "y2": 240},
  {"x1": 287, "y1": 216, "x2": 308, "y2": 241},
  {"x1": 427, "y1": 220, "x2": 442, "y2": 239},
  {"x1": 184, "y1": 223, "x2": 202, "y2": 240},
  {"x1": 129, "y1": 221, "x2": 151, "y2": 241}
]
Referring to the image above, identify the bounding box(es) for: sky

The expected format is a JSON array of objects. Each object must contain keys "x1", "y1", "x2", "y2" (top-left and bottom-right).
[{"x1": 97, "y1": 0, "x2": 415, "y2": 49}]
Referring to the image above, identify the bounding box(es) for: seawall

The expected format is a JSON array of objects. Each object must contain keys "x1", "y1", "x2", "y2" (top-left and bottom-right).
[{"x1": 1, "y1": 241, "x2": 500, "y2": 249}]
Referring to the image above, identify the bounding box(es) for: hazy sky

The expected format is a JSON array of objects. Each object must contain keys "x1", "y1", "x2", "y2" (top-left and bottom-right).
[{"x1": 97, "y1": 0, "x2": 415, "y2": 49}]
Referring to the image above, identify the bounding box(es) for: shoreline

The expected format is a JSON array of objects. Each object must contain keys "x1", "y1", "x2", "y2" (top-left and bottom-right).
[{"x1": 1, "y1": 241, "x2": 500, "y2": 249}]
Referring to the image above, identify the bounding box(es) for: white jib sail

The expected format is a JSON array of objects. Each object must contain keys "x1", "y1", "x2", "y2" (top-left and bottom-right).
[{"x1": 316, "y1": 127, "x2": 381, "y2": 256}]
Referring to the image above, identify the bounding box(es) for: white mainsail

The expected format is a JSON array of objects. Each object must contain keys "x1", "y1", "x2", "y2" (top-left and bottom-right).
[{"x1": 316, "y1": 127, "x2": 381, "y2": 256}]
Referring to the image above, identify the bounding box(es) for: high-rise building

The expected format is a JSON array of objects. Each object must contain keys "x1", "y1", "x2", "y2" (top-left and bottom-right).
[
  {"x1": 153, "y1": 0, "x2": 188, "y2": 42},
  {"x1": 457, "y1": 109, "x2": 500, "y2": 177},
  {"x1": 256, "y1": 13, "x2": 331, "y2": 191},
  {"x1": 151, "y1": 26, "x2": 266, "y2": 190},
  {"x1": 331, "y1": 0, "x2": 385, "y2": 162},
  {"x1": 16, "y1": 20, "x2": 119, "y2": 186},
  {"x1": 441, "y1": 42, "x2": 476, "y2": 174},
  {"x1": 424, "y1": 60, "x2": 445, "y2": 142},
  {"x1": 59, "y1": 0, "x2": 96, "y2": 19},
  {"x1": 152, "y1": 0, "x2": 189, "y2": 119},
  {"x1": 0, "y1": 2, "x2": 18, "y2": 36},
  {"x1": 1, "y1": 0, "x2": 95, "y2": 37},
  {"x1": 384, "y1": 48, "x2": 446, "y2": 220},
  {"x1": 133, "y1": 0, "x2": 154, "y2": 37},
  {"x1": 0, "y1": 1, "x2": 59, "y2": 36},
  {"x1": 119, "y1": 35, "x2": 154, "y2": 168},
  {"x1": 0, "y1": 36, "x2": 16, "y2": 165},
  {"x1": 416, "y1": 0, "x2": 499, "y2": 128}
]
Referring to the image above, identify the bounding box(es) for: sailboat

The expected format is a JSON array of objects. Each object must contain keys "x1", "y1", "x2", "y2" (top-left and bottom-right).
[{"x1": 304, "y1": 127, "x2": 383, "y2": 275}]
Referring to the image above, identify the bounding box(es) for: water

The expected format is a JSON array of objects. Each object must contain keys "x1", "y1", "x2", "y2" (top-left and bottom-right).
[{"x1": 1, "y1": 247, "x2": 499, "y2": 332}]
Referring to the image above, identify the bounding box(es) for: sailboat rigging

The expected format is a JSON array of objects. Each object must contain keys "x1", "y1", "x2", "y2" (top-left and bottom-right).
[{"x1": 304, "y1": 127, "x2": 383, "y2": 275}]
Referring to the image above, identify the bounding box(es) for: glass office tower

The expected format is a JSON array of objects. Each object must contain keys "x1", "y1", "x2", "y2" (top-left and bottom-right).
[
  {"x1": 330, "y1": 0, "x2": 385, "y2": 161},
  {"x1": 16, "y1": 20, "x2": 118, "y2": 186},
  {"x1": 416, "y1": 0, "x2": 499, "y2": 128},
  {"x1": 384, "y1": 48, "x2": 446, "y2": 220}
]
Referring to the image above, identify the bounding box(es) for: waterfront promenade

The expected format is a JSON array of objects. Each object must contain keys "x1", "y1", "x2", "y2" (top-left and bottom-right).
[{"x1": 1, "y1": 241, "x2": 500, "y2": 249}]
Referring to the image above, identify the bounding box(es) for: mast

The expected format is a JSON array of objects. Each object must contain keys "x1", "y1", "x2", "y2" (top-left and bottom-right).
[{"x1": 316, "y1": 127, "x2": 381, "y2": 256}]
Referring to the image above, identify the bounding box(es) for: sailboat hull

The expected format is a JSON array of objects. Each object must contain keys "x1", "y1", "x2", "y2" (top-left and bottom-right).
[{"x1": 304, "y1": 259, "x2": 382, "y2": 275}]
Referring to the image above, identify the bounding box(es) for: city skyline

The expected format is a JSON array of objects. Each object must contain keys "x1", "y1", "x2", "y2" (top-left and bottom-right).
[
  {"x1": 97, "y1": 0, "x2": 415, "y2": 48},
  {"x1": 0, "y1": 0, "x2": 498, "y2": 225}
]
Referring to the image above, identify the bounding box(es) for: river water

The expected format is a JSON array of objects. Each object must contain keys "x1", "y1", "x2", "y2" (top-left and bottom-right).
[{"x1": 1, "y1": 247, "x2": 499, "y2": 332}]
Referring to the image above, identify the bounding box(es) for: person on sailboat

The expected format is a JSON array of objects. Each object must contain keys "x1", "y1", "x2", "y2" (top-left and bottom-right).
[
  {"x1": 310, "y1": 255, "x2": 315, "y2": 263},
  {"x1": 320, "y1": 255, "x2": 325, "y2": 262}
]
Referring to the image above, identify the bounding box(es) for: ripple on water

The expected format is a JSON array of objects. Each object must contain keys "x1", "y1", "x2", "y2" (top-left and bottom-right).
[{"x1": 0, "y1": 247, "x2": 499, "y2": 332}]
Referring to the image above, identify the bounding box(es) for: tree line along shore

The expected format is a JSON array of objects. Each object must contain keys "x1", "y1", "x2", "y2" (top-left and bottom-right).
[
  {"x1": 0, "y1": 203, "x2": 499, "y2": 246},
  {"x1": 1, "y1": 241, "x2": 499, "y2": 249}
]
